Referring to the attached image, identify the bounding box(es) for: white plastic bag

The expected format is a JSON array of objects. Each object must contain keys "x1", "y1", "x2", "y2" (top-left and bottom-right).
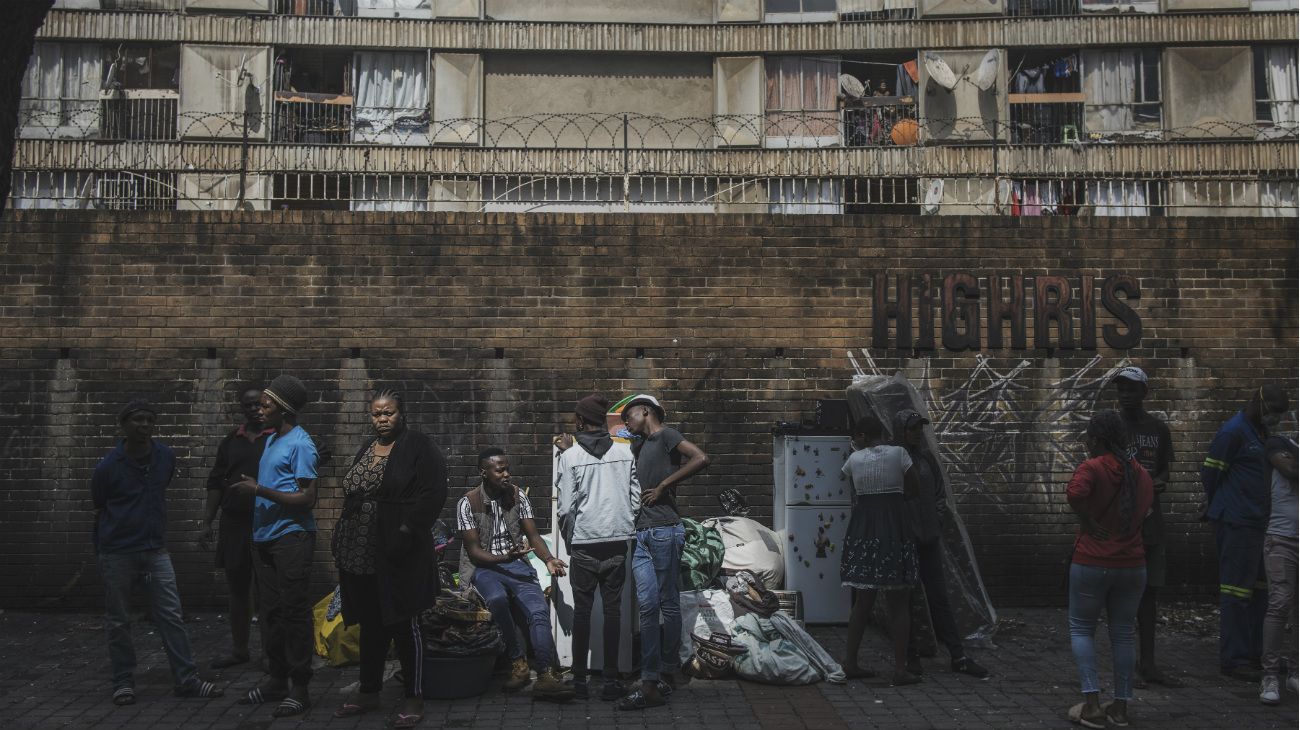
[{"x1": 678, "y1": 589, "x2": 735, "y2": 665}]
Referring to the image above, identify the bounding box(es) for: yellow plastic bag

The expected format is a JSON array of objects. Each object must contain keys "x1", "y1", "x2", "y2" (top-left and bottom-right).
[{"x1": 312, "y1": 587, "x2": 361, "y2": 667}]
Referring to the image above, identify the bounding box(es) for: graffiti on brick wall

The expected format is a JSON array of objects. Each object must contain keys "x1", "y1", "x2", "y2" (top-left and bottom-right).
[{"x1": 850, "y1": 349, "x2": 1139, "y2": 511}]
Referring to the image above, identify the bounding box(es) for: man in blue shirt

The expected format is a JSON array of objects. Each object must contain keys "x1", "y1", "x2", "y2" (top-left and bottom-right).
[
  {"x1": 231, "y1": 375, "x2": 319, "y2": 718},
  {"x1": 1201, "y1": 384, "x2": 1290, "y2": 681},
  {"x1": 92, "y1": 400, "x2": 223, "y2": 706}
]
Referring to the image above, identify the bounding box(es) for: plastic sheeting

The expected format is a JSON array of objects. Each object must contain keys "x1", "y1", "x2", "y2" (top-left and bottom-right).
[{"x1": 846, "y1": 373, "x2": 998, "y2": 644}]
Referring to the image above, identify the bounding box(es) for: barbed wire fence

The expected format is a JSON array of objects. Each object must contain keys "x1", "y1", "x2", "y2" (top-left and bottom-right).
[{"x1": 9, "y1": 106, "x2": 1299, "y2": 214}]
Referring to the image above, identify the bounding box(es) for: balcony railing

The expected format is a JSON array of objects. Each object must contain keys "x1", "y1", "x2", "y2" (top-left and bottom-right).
[
  {"x1": 272, "y1": 91, "x2": 353, "y2": 144},
  {"x1": 843, "y1": 97, "x2": 919, "y2": 147},
  {"x1": 837, "y1": 0, "x2": 917, "y2": 20},
  {"x1": 100, "y1": 91, "x2": 179, "y2": 141},
  {"x1": 273, "y1": 0, "x2": 343, "y2": 16},
  {"x1": 1006, "y1": 0, "x2": 1081, "y2": 16},
  {"x1": 1009, "y1": 94, "x2": 1084, "y2": 144}
]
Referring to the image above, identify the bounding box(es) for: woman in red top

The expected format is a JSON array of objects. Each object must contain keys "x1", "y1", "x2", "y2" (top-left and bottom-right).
[{"x1": 1066, "y1": 410, "x2": 1154, "y2": 729}]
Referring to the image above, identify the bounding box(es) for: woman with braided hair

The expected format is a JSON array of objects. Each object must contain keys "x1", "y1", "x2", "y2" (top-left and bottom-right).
[
  {"x1": 332, "y1": 388, "x2": 448, "y2": 728},
  {"x1": 1065, "y1": 409, "x2": 1155, "y2": 729}
]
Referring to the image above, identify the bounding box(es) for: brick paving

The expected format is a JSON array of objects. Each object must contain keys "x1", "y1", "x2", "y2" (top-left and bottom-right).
[{"x1": 0, "y1": 606, "x2": 1294, "y2": 729}]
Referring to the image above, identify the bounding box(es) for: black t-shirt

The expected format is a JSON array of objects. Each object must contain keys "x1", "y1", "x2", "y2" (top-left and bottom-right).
[
  {"x1": 1123, "y1": 410, "x2": 1173, "y2": 545},
  {"x1": 635, "y1": 427, "x2": 686, "y2": 530},
  {"x1": 206, "y1": 426, "x2": 273, "y2": 526}
]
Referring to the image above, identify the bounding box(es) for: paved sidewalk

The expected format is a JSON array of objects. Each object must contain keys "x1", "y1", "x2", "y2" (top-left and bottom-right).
[{"x1": 0, "y1": 605, "x2": 1293, "y2": 729}]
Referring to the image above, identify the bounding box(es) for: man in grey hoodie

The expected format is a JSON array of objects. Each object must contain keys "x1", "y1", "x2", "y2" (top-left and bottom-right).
[{"x1": 556, "y1": 394, "x2": 641, "y2": 700}]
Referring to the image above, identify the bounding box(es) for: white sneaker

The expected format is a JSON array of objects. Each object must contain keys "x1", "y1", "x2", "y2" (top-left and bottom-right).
[
  {"x1": 1259, "y1": 675, "x2": 1281, "y2": 705},
  {"x1": 1287, "y1": 673, "x2": 1298, "y2": 693}
]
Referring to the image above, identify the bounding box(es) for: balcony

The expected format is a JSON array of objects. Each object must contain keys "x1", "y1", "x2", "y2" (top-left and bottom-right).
[
  {"x1": 272, "y1": 91, "x2": 353, "y2": 144},
  {"x1": 100, "y1": 90, "x2": 179, "y2": 141},
  {"x1": 843, "y1": 97, "x2": 919, "y2": 147},
  {"x1": 1006, "y1": 0, "x2": 1080, "y2": 16},
  {"x1": 1009, "y1": 93, "x2": 1084, "y2": 144}
]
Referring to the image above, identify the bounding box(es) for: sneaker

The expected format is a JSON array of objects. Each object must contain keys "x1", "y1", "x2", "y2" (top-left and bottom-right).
[
  {"x1": 566, "y1": 677, "x2": 589, "y2": 700},
  {"x1": 600, "y1": 679, "x2": 625, "y2": 701},
  {"x1": 952, "y1": 656, "x2": 989, "y2": 679},
  {"x1": 1287, "y1": 673, "x2": 1298, "y2": 693},
  {"x1": 502, "y1": 658, "x2": 531, "y2": 692},
  {"x1": 1260, "y1": 674, "x2": 1281, "y2": 706},
  {"x1": 531, "y1": 669, "x2": 576, "y2": 702}
]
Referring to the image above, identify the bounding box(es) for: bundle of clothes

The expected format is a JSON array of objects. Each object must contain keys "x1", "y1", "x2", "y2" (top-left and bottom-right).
[
  {"x1": 419, "y1": 584, "x2": 505, "y2": 659},
  {"x1": 682, "y1": 570, "x2": 846, "y2": 686}
]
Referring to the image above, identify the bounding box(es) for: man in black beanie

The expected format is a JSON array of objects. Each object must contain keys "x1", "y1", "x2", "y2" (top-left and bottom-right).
[{"x1": 231, "y1": 375, "x2": 319, "y2": 718}]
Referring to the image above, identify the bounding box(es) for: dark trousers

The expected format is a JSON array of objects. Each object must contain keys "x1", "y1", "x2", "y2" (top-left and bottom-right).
[
  {"x1": 569, "y1": 541, "x2": 629, "y2": 679},
  {"x1": 1215, "y1": 520, "x2": 1267, "y2": 670},
  {"x1": 253, "y1": 531, "x2": 316, "y2": 686},
  {"x1": 915, "y1": 538, "x2": 965, "y2": 659},
  {"x1": 340, "y1": 571, "x2": 424, "y2": 698}
]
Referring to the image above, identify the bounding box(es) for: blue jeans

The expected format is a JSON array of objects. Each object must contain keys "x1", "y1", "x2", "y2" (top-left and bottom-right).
[
  {"x1": 632, "y1": 523, "x2": 685, "y2": 681},
  {"x1": 1068, "y1": 563, "x2": 1146, "y2": 700},
  {"x1": 99, "y1": 549, "x2": 198, "y2": 691},
  {"x1": 472, "y1": 558, "x2": 557, "y2": 670}
]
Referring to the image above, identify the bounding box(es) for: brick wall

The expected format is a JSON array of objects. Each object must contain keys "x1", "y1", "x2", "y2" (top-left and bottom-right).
[{"x1": 0, "y1": 211, "x2": 1295, "y2": 610}]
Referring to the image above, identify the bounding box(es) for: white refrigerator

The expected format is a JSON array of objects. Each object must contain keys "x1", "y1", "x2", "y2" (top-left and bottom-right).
[{"x1": 772, "y1": 433, "x2": 855, "y2": 624}]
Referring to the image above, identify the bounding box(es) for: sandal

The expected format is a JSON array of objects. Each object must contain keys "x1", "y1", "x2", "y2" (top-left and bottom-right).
[
  {"x1": 655, "y1": 680, "x2": 674, "y2": 697},
  {"x1": 237, "y1": 681, "x2": 288, "y2": 706},
  {"x1": 394, "y1": 712, "x2": 423, "y2": 728},
  {"x1": 175, "y1": 680, "x2": 225, "y2": 699},
  {"x1": 333, "y1": 691, "x2": 380, "y2": 718},
  {"x1": 112, "y1": 687, "x2": 135, "y2": 706},
  {"x1": 1067, "y1": 702, "x2": 1106, "y2": 730},
  {"x1": 615, "y1": 689, "x2": 667, "y2": 711},
  {"x1": 272, "y1": 695, "x2": 311, "y2": 718}
]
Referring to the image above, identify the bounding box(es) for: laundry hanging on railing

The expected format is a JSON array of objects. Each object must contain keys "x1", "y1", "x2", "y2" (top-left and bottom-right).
[{"x1": 1010, "y1": 54, "x2": 1078, "y2": 94}]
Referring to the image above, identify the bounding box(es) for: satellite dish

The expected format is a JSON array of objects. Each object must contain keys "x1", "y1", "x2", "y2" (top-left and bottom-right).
[
  {"x1": 924, "y1": 52, "x2": 958, "y2": 91},
  {"x1": 971, "y1": 49, "x2": 1000, "y2": 92},
  {"x1": 839, "y1": 73, "x2": 865, "y2": 99}
]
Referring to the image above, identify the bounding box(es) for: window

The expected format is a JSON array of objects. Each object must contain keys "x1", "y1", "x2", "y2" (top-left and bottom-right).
[
  {"x1": 765, "y1": 0, "x2": 837, "y2": 21},
  {"x1": 766, "y1": 179, "x2": 842, "y2": 214},
  {"x1": 1009, "y1": 50, "x2": 1083, "y2": 145},
  {"x1": 101, "y1": 44, "x2": 180, "y2": 140},
  {"x1": 1085, "y1": 179, "x2": 1164, "y2": 217},
  {"x1": 1255, "y1": 46, "x2": 1297, "y2": 138},
  {"x1": 765, "y1": 56, "x2": 839, "y2": 147},
  {"x1": 482, "y1": 176, "x2": 716, "y2": 213},
  {"x1": 1081, "y1": 49, "x2": 1161, "y2": 137},
  {"x1": 354, "y1": 0, "x2": 431, "y2": 18},
  {"x1": 353, "y1": 51, "x2": 430, "y2": 145},
  {"x1": 272, "y1": 173, "x2": 353, "y2": 210},
  {"x1": 838, "y1": 0, "x2": 915, "y2": 21},
  {"x1": 840, "y1": 53, "x2": 920, "y2": 148},
  {"x1": 273, "y1": 48, "x2": 354, "y2": 143},
  {"x1": 845, "y1": 178, "x2": 919, "y2": 214},
  {"x1": 20, "y1": 43, "x2": 103, "y2": 139},
  {"x1": 97, "y1": 171, "x2": 177, "y2": 210},
  {"x1": 10, "y1": 171, "x2": 97, "y2": 210}
]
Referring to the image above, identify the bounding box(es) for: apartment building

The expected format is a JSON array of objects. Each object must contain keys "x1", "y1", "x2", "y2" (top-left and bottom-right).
[{"x1": 11, "y1": 0, "x2": 1298, "y2": 214}]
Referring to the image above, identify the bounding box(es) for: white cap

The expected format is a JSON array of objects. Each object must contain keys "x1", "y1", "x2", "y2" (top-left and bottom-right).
[{"x1": 1114, "y1": 366, "x2": 1148, "y2": 385}]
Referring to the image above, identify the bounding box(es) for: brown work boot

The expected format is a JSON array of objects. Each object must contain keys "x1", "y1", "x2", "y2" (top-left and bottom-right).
[
  {"x1": 531, "y1": 669, "x2": 576, "y2": 703},
  {"x1": 502, "y1": 658, "x2": 531, "y2": 692}
]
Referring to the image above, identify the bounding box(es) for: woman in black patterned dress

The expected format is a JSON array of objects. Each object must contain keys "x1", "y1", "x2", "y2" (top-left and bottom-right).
[{"x1": 333, "y1": 389, "x2": 448, "y2": 728}]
